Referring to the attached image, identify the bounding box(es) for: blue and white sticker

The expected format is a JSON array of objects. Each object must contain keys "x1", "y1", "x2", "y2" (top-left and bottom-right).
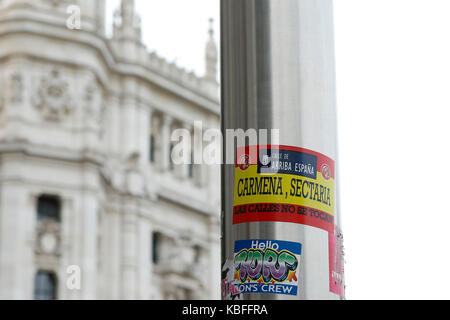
[{"x1": 233, "y1": 239, "x2": 302, "y2": 296}]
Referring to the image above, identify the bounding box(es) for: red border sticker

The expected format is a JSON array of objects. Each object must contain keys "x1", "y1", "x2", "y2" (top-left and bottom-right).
[{"x1": 233, "y1": 145, "x2": 343, "y2": 297}]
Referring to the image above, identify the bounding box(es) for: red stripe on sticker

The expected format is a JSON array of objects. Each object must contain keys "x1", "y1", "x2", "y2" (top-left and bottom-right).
[{"x1": 233, "y1": 203, "x2": 334, "y2": 233}]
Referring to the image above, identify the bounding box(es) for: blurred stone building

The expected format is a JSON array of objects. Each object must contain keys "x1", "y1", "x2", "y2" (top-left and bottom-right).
[{"x1": 0, "y1": 0, "x2": 221, "y2": 299}]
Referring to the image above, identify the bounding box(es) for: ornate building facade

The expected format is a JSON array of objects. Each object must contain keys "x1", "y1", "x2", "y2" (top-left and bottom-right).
[{"x1": 0, "y1": 0, "x2": 221, "y2": 299}]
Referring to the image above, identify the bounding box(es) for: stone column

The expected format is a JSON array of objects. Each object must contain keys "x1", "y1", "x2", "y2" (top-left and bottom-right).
[
  {"x1": 101, "y1": 205, "x2": 121, "y2": 300},
  {"x1": 24, "y1": 194, "x2": 37, "y2": 300},
  {"x1": 122, "y1": 98, "x2": 137, "y2": 157},
  {"x1": 208, "y1": 215, "x2": 221, "y2": 300},
  {"x1": 65, "y1": 189, "x2": 99, "y2": 300},
  {"x1": 80, "y1": 191, "x2": 98, "y2": 300},
  {"x1": 176, "y1": 121, "x2": 192, "y2": 180},
  {"x1": 61, "y1": 196, "x2": 77, "y2": 300},
  {"x1": 138, "y1": 105, "x2": 152, "y2": 167},
  {"x1": 121, "y1": 77, "x2": 139, "y2": 158},
  {"x1": 160, "y1": 115, "x2": 172, "y2": 172},
  {"x1": 137, "y1": 211, "x2": 151, "y2": 300},
  {"x1": 121, "y1": 207, "x2": 138, "y2": 299},
  {"x1": 0, "y1": 182, "x2": 33, "y2": 299},
  {"x1": 193, "y1": 122, "x2": 204, "y2": 186},
  {"x1": 106, "y1": 94, "x2": 121, "y2": 155}
]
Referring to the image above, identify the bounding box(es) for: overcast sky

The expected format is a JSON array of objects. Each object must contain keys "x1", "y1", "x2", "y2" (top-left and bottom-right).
[
  {"x1": 335, "y1": 0, "x2": 450, "y2": 300},
  {"x1": 106, "y1": 0, "x2": 220, "y2": 77},
  {"x1": 106, "y1": 0, "x2": 450, "y2": 300}
]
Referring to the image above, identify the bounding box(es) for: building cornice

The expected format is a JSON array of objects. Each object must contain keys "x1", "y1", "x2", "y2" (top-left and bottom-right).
[
  {"x1": 157, "y1": 186, "x2": 218, "y2": 218},
  {"x1": 0, "y1": 140, "x2": 105, "y2": 167},
  {"x1": 0, "y1": 10, "x2": 220, "y2": 115}
]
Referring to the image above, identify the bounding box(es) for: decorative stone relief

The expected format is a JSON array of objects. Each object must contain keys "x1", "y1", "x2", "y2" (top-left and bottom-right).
[
  {"x1": 35, "y1": 220, "x2": 61, "y2": 256},
  {"x1": 155, "y1": 232, "x2": 206, "y2": 288},
  {"x1": 34, "y1": 69, "x2": 73, "y2": 121},
  {"x1": 42, "y1": 0, "x2": 72, "y2": 8},
  {"x1": 0, "y1": 78, "x2": 4, "y2": 113},
  {"x1": 83, "y1": 80, "x2": 105, "y2": 133},
  {"x1": 10, "y1": 72, "x2": 23, "y2": 104},
  {"x1": 84, "y1": 80, "x2": 103, "y2": 122}
]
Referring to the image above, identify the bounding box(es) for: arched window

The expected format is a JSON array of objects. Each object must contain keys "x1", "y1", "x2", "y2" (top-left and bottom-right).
[
  {"x1": 37, "y1": 195, "x2": 61, "y2": 222},
  {"x1": 34, "y1": 271, "x2": 57, "y2": 300}
]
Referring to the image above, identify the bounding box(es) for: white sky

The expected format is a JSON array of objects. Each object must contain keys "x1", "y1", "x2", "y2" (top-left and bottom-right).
[
  {"x1": 106, "y1": 0, "x2": 220, "y2": 77},
  {"x1": 106, "y1": 0, "x2": 450, "y2": 300},
  {"x1": 335, "y1": 0, "x2": 450, "y2": 299}
]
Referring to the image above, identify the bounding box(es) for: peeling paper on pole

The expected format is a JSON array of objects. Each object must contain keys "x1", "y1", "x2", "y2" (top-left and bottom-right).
[
  {"x1": 233, "y1": 145, "x2": 343, "y2": 297},
  {"x1": 329, "y1": 226, "x2": 345, "y2": 296},
  {"x1": 221, "y1": 259, "x2": 243, "y2": 300}
]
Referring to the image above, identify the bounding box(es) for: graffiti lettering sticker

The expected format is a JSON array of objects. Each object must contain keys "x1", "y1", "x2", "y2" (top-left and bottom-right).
[{"x1": 233, "y1": 239, "x2": 302, "y2": 296}]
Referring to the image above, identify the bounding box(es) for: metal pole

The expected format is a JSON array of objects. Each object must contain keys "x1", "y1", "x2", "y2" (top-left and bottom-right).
[{"x1": 220, "y1": 0, "x2": 344, "y2": 300}]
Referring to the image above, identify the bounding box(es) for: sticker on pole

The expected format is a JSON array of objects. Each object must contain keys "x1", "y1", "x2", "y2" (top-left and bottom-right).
[
  {"x1": 329, "y1": 226, "x2": 345, "y2": 296},
  {"x1": 233, "y1": 145, "x2": 344, "y2": 297},
  {"x1": 233, "y1": 239, "x2": 302, "y2": 296},
  {"x1": 233, "y1": 145, "x2": 335, "y2": 232}
]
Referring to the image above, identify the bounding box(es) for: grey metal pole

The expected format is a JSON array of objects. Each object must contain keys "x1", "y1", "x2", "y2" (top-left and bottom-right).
[{"x1": 220, "y1": 0, "x2": 344, "y2": 300}]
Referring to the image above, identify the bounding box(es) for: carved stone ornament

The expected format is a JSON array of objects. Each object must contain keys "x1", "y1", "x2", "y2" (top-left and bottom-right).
[
  {"x1": 35, "y1": 220, "x2": 61, "y2": 256},
  {"x1": 34, "y1": 69, "x2": 73, "y2": 121},
  {"x1": 0, "y1": 79, "x2": 3, "y2": 113},
  {"x1": 43, "y1": 0, "x2": 72, "y2": 7},
  {"x1": 84, "y1": 80, "x2": 103, "y2": 124},
  {"x1": 10, "y1": 72, "x2": 23, "y2": 104}
]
